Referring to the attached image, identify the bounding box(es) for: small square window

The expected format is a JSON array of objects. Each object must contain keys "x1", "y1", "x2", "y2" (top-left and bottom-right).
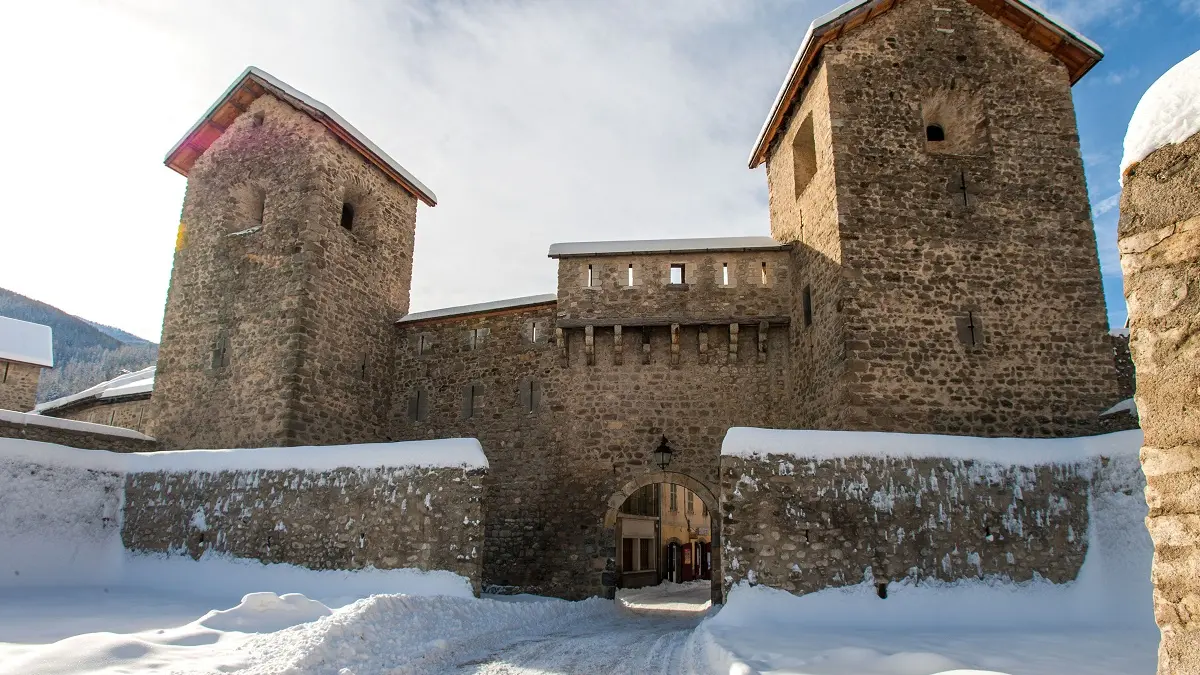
[{"x1": 670, "y1": 264, "x2": 685, "y2": 285}]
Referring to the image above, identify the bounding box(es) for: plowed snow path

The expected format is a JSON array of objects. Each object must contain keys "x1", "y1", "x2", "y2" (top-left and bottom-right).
[{"x1": 452, "y1": 611, "x2": 705, "y2": 674}]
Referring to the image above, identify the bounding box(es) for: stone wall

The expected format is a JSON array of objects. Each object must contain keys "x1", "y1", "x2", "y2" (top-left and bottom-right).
[
  {"x1": 0, "y1": 360, "x2": 40, "y2": 413},
  {"x1": 393, "y1": 301, "x2": 790, "y2": 599},
  {"x1": 553, "y1": 249, "x2": 792, "y2": 325},
  {"x1": 46, "y1": 397, "x2": 153, "y2": 435},
  {"x1": 766, "y1": 0, "x2": 1118, "y2": 438},
  {"x1": 1119, "y1": 126, "x2": 1200, "y2": 674},
  {"x1": 123, "y1": 463, "x2": 485, "y2": 593},
  {"x1": 720, "y1": 430, "x2": 1143, "y2": 596},
  {"x1": 151, "y1": 93, "x2": 417, "y2": 450},
  {"x1": 0, "y1": 411, "x2": 158, "y2": 454}
]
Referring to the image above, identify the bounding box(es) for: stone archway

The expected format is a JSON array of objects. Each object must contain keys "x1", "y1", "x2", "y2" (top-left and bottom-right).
[{"x1": 603, "y1": 470, "x2": 722, "y2": 605}]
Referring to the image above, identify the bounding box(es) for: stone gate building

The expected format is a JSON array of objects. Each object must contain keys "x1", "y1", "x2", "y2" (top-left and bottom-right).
[{"x1": 36, "y1": 0, "x2": 1134, "y2": 601}]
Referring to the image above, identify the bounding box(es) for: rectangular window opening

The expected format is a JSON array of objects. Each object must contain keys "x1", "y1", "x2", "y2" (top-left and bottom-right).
[
  {"x1": 627, "y1": 264, "x2": 634, "y2": 287},
  {"x1": 722, "y1": 263, "x2": 729, "y2": 286},
  {"x1": 531, "y1": 323, "x2": 539, "y2": 343},
  {"x1": 670, "y1": 264, "x2": 685, "y2": 285},
  {"x1": 802, "y1": 285, "x2": 813, "y2": 327},
  {"x1": 639, "y1": 538, "x2": 653, "y2": 571},
  {"x1": 587, "y1": 264, "x2": 594, "y2": 288},
  {"x1": 670, "y1": 484, "x2": 678, "y2": 512},
  {"x1": 761, "y1": 262, "x2": 768, "y2": 285}
]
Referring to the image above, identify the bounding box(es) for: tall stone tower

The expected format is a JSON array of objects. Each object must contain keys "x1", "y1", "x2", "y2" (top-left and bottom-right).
[
  {"x1": 151, "y1": 67, "x2": 436, "y2": 449},
  {"x1": 751, "y1": 0, "x2": 1117, "y2": 437}
]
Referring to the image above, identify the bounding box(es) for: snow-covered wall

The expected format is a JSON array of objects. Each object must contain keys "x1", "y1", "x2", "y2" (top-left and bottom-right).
[
  {"x1": 0, "y1": 438, "x2": 125, "y2": 586},
  {"x1": 0, "y1": 437, "x2": 488, "y2": 593},
  {"x1": 719, "y1": 428, "x2": 1144, "y2": 596}
]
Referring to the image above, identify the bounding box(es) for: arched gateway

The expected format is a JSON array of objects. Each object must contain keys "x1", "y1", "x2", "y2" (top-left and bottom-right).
[{"x1": 603, "y1": 471, "x2": 722, "y2": 606}]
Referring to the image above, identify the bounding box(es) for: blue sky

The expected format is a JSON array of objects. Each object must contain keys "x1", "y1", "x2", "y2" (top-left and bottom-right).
[{"x1": 0, "y1": 0, "x2": 1195, "y2": 338}]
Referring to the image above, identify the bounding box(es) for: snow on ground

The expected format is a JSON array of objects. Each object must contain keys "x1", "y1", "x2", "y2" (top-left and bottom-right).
[
  {"x1": 0, "y1": 433, "x2": 1158, "y2": 674},
  {"x1": 617, "y1": 580, "x2": 713, "y2": 615},
  {"x1": 1122, "y1": 48, "x2": 1200, "y2": 175}
]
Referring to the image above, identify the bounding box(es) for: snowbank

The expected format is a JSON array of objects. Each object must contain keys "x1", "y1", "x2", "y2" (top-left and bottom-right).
[
  {"x1": 1122, "y1": 49, "x2": 1200, "y2": 175},
  {"x1": 722, "y1": 427, "x2": 1141, "y2": 467}
]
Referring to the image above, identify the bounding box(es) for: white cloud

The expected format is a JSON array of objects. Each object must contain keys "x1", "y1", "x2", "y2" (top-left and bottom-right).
[
  {"x1": 1092, "y1": 193, "x2": 1122, "y2": 217},
  {"x1": 1036, "y1": 0, "x2": 1141, "y2": 29},
  {"x1": 0, "y1": 0, "x2": 843, "y2": 339}
]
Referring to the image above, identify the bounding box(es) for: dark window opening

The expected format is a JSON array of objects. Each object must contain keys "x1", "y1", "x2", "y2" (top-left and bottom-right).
[
  {"x1": 248, "y1": 188, "x2": 265, "y2": 224},
  {"x1": 926, "y1": 124, "x2": 946, "y2": 142},
  {"x1": 802, "y1": 285, "x2": 813, "y2": 327},
  {"x1": 340, "y1": 202, "x2": 355, "y2": 231},
  {"x1": 211, "y1": 333, "x2": 230, "y2": 369},
  {"x1": 670, "y1": 264, "x2": 685, "y2": 285},
  {"x1": 955, "y1": 312, "x2": 984, "y2": 346},
  {"x1": 408, "y1": 388, "x2": 428, "y2": 423}
]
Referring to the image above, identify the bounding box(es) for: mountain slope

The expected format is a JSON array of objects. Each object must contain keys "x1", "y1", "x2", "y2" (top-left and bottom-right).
[{"x1": 0, "y1": 287, "x2": 158, "y2": 403}]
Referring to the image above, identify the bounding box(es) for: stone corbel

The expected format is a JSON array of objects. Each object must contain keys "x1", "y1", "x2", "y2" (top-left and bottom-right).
[
  {"x1": 613, "y1": 325, "x2": 623, "y2": 365},
  {"x1": 699, "y1": 327, "x2": 709, "y2": 364},
  {"x1": 584, "y1": 325, "x2": 595, "y2": 366},
  {"x1": 642, "y1": 327, "x2": 652, "y2": 365},
  {"x1": 729, "y1": 323, "x2": 739, "y2": 364},
  {"x1": 670, "y1": 323, "x2": 681, "y2": 365},
  {"x1": 758, "y1": 320, "x2": 769, "y2": 363},
  {"x1": 556, "y1": 327, "x2": 567, "y2": 366}
]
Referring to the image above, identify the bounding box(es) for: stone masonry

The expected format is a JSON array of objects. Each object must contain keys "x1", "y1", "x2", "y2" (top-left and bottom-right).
[
  {"x1": 151, "y1": 92, "x2": 417, "y2": 450},
  {"x1": 0, "y1": 414, "x2": 157, "y2": 454},
  {"x1": 50, "y1": 398, "x2": 153, "y2": 434},
  {"x1": 71, "y1": 0, "x2": 1132, "y2": 602},
  {"x1": 0, "y1": 361, "x2": 39, "y2": 412},
  {"x1": 1120, "y1": 124, "x2": 1200, "y2": 673},
  {"x1": 124, "y1": 463, "x2": 485, "y2": 593},
  {"x1": 765, "y1": 0, "x2": 1118, "y2": 437}
]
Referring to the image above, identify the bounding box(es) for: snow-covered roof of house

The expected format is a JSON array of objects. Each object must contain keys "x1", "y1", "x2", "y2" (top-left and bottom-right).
[
  {"x1": 548, "y1": 236, "x2": 789, "y2": 258},
  {"x1": 1122, "y1": 49, "x2": 1200, "y2": 177},
  {"x1": 748, "y1": 0, "x2": 1104, "y2": 169},
  {"x1": 396, "y1": 294, "x2": 558, "y2": 325},
  {"x1": 0, "y1": 316, "x2": 54, "y2": 368},
  {"x1": 35, "y1": 365, "x2": 155, "y2": 415},
  {"x1": 165, "y1": 66, "x2": 436, "y2": 206}
]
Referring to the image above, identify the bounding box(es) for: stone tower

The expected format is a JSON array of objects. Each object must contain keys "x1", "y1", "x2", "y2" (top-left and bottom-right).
[
  {"x1": 751, "y1": 0, "x2": 1118, "y2": 437},
  {"x1": 150, "y1": 67, "x2": 436, "y2": 449}
]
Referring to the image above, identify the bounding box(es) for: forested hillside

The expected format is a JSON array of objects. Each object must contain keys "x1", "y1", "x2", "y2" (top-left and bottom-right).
[{"x1": 0, "y1": 288, "x2": 158, "y2": 403}]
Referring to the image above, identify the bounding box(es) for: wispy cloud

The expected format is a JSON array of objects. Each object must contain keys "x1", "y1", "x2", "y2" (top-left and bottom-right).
[
  {"x1": 1037, "y1": 0, "x2": 1142, "y2": 28},
  {"x1": 1092, "y1": 193, "x2": 1122, "y2": 217}
]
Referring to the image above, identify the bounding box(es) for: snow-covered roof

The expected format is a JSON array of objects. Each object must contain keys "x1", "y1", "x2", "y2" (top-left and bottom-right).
[
  {"x1": 548, "y1": 236, "x2": 789, "y2": 258},
  {"x1": 396, "y1": 294, "x2": 558, "y2": 324},
  {"x1": 1101, "y1": 398, "x2": 1138, "y2": 418},
  {"x1": 1122, "y1": 49, "x2": 1200, "y2": 176},
  {"x1": 0, "y1": 315, "x2": 54, "y2": 368},
  {"x1": 748, "y1": 0, "x2": 1104, "y2": 169},
  {"x1": 35, "y1": 366, "x2": 155, "y2": 414},
  {"x1": 0, "y1": 409, "x2": 153, "y2": 441},
  {"x1": 165, "y1": 66, "x2": 436, "y2": 206}
]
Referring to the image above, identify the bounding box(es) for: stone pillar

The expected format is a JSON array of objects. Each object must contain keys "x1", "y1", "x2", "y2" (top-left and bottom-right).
[{"x1": 1119, "y1": 126, "x2": 1200, "y2": 674}]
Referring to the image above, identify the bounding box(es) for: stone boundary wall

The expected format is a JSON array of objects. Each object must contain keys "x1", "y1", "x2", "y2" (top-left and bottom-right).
[
  {"x1": 0, "y1": 435, "x2": 487, "y2": 593},
  {"x1": 720, "y1": 428, "x2": 1144, "y2": 596},
  {"x1": 123, "y1": 464, "x2": 486, "y2": 593},
  {"x1": 0, "y1": 410, "x2": 158, "y2": 454}
]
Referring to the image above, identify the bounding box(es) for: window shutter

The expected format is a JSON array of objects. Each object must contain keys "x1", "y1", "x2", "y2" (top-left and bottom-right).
[
  {"x1": 408, "y1": 391, "x2": 420, "y2": 422},
  {"x1": 519, "y1": 378, "x2": 532, "y2": 411},
  {"x1": 417, "y1": 389, "x2": 429, "y2": 422},
  {"x1": 955, "y1": 316, "x2": 975, "y2": 346},
  {"x1": 461, "y1": 383, "x2": 474, "y2": 419}
]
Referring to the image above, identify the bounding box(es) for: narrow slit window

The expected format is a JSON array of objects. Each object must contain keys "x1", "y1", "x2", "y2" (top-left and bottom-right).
[
  {"x1": 722, "y1": 263, "x2": 729, "y2": 286},
  {"x1": 627, "y1": 264, "x2": 634, "y2": 286},
  {"x1": 340, "y1": 202, "x2": 355, "y2": 231},
  {"x1": 802, "y1": 285, "x2": 813, "y2": 327},
  {"x1": 531, "y1": 322, "x2": 539, "y2": 343},
  {"x1": 761, "y1": 262, "x2": 768, "y2": 285},
  {"x1": 670, "y1": 264, "x2": 685, "y2": 285},
  {"x1": 926, "y1": 124, "x2": 946, "y2": 142}
]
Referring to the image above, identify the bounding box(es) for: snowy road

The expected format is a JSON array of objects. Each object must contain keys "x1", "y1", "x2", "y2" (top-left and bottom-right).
[{"x1": 452, "y1": 610, "x2": 705, "y2": 674}]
